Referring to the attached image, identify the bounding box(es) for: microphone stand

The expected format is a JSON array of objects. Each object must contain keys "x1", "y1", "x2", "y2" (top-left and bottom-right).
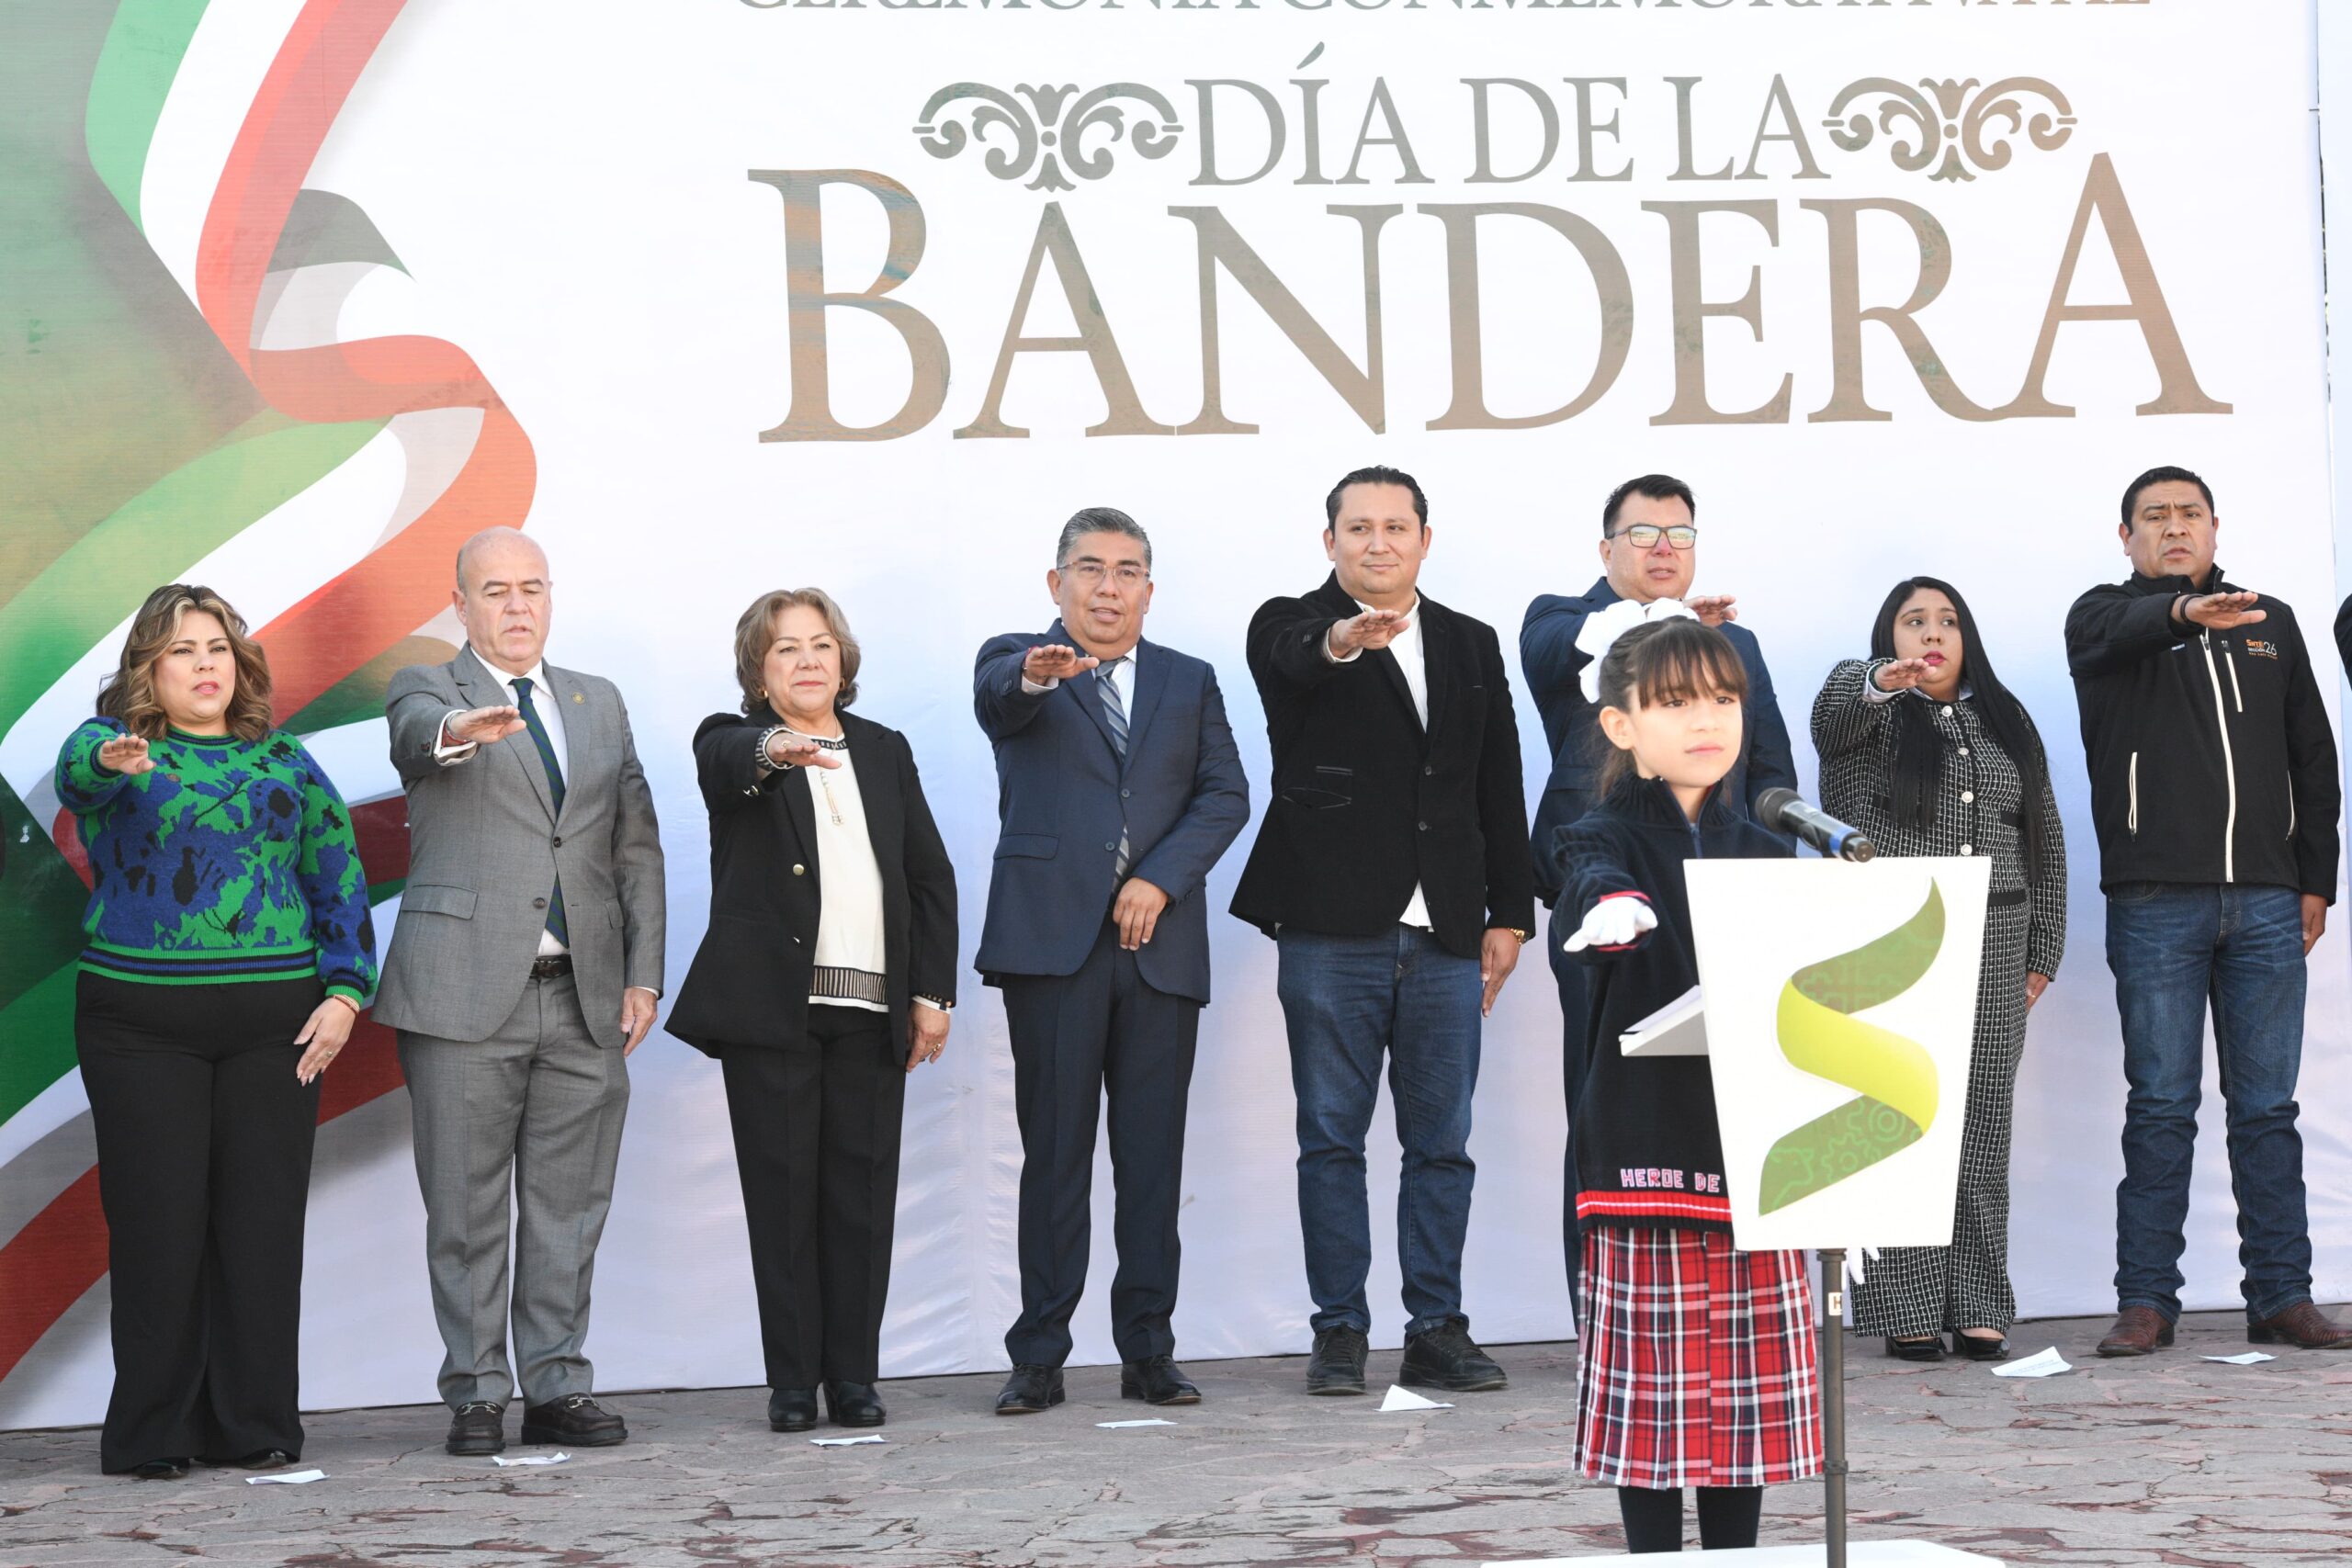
[{"x1": 1819, "y1": 1247, "x2": 1849, "y2": 1568}]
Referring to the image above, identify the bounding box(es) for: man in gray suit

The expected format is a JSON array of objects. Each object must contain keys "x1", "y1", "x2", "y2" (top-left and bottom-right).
[{"x1": 377, "y1": 526, "x2": 666, "y2": 1457}]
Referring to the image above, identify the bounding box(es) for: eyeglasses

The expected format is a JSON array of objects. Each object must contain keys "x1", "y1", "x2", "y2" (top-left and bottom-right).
[
  {"x1": 1060, "y1": 561, "x2": 1149, "y2": 589},
  {"x1": 1608, "y1": 524, "x2": 1698, "y2": 551}
]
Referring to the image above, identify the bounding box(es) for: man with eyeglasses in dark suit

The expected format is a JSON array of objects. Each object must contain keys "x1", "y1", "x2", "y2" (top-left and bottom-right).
[{"x1": 1518, "y1": 474, "x2": 1798, "y2": 1307}]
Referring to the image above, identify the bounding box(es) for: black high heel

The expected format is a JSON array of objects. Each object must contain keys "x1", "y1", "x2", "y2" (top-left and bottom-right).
[
  {"x1": 1885, "y1": 1335, "x2": 1945, "y2": 1362},
  {"x1": 1952, "y1": 1332, "x2": 2010, "y2": 1361}
]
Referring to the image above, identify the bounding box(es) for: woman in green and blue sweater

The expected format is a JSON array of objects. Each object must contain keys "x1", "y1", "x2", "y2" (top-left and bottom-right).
[{"x1": 55, "y1": 584, "x2": 378, "y2": 1480}]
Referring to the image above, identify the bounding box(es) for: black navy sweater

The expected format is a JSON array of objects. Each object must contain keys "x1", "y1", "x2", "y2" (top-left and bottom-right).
[{"x1": 1556, "y1": 776, "x2": 1791, "y2": 1234}]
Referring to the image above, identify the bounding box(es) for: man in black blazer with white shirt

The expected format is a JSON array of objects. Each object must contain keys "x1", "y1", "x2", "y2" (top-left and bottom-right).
[{"x1": 1231, "y1": 466, "x2": 1533, "y2": 1397}]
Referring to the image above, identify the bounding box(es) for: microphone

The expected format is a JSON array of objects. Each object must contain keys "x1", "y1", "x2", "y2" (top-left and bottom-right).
[{"x1": 1755, "y1": 787, "x2": 1876, "y2": 863}]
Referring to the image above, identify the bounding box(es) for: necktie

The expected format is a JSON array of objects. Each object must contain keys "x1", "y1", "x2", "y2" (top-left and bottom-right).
[
  {"x1": 509, "y1": 676, "x2": 570, "y2": 946},
  {"x1": 1098, "y1": 658, "x2": 1130, "y2": 877}
]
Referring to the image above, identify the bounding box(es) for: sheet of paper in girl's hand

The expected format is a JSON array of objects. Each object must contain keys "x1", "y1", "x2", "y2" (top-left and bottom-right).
[{"x1": 1621, "y1": 986, "x2": 1706, "y2": 1056}]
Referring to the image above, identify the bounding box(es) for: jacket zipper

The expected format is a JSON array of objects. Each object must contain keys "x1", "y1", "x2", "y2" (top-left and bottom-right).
[
  {"x1": 2127, "y1": 752, "x2": 2139, "y2": 836},
  {"x1": 2197, "y1": 630, "x2": 2238, "y2": 882},
  {"x1": 2224, "y1": 647, "x2": 2245, "y2": 714}
]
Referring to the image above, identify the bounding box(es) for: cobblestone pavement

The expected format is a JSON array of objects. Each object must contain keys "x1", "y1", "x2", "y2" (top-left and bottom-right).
[{"x1": 4, "y1": 1312, "x2": 2349, "y2": 1567}]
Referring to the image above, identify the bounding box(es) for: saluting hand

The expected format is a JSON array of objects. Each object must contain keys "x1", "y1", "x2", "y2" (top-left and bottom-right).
[
  {"x1": 1684, "y1": 594, "x2": 1738, "y2": 628},
  {"x1": 1327, "y1": 608, "x2": 1413, "y2": 658},
  {"x1": 447, "y1": 705, "x2": 529, "y2": 745},
  {"x1": 1023, "y1": 644, "x2": 1100, "y2": 684},
  {"x1": 2177, "y1": 591, "x2": 2267, "y2": 631},
  {"x1": 96, "y1": 733, "x2": 159, "y2": 776},
  {"x1": 1871, "y1": 658, "x2": 1936, "y2": 693},
  {"x1": 764, "y1": 729, "x2": 842, "y2": 771}
]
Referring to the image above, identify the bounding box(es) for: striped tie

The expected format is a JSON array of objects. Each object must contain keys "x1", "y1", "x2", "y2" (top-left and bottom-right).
[
  {"x1": 509, "y1": 676, "x2": 570, "y2": 946},
  {"x1": 1098, "y1": 658, "x2": 1130, "y2": 877}
]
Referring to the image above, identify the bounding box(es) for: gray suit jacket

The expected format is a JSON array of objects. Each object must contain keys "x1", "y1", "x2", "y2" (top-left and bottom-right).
[{"x1": 374, "y1": 646, "x2": 666, "y2": 1046}]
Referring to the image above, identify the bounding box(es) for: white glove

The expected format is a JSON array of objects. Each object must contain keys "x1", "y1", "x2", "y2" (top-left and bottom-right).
[{"x1": 1563, "y1": 897, "x2": 1658, "y2": 953}]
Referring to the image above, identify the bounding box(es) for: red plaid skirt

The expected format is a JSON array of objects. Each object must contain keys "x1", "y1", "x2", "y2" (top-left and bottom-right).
[{"x1": 1574, "y1": 1226, "x2": 1823, "y2": 1489}]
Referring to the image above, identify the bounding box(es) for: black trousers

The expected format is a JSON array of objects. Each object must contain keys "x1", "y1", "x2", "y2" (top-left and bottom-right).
[
  {"x1": 1548, "y1": 899, "x2": 1592, "y2": 1317},
  {"x1": 720, "y1": 1004, "x2": 904, "y2": 1389},
  {"x1": 74, "y1": 972, "x2": 322, "y2": 1472},
  {"x1": 999, "y1": 921, "x2": 1202, "y2": 1368}
]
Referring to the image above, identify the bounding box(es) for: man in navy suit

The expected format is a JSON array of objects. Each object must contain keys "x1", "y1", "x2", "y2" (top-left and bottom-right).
[
  {"x1": 974, "y1": 507, "x2": 1250, "y2": 1415},
  {"x1": 1520, "y1": 473, "x2": 1797, "y2": 1300}
]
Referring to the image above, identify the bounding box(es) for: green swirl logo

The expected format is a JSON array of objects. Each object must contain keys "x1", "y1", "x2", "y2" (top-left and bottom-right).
[{"x1": 1757, "y1": 882, "x2": 1946, "y2": 1214}]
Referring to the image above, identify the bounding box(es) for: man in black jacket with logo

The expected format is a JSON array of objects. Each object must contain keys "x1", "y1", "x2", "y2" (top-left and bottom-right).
[
  {"x1": 2065, "y1": 465, "x2": 2346, "y2": 1357},
  {"x1": 1232, "y1": 465, "x2": 1533, "y2": 1396}
]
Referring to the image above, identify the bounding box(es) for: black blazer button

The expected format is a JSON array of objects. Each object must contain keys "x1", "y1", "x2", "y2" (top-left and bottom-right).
[
  {"x1": 551, "y1": 835, "x2": 562, "y2": 848},
  {"x1": 1423, "y1": 764, "x2": 1433, "y2": 776},
  {"x1": 1418, "y1": 820, "x2": 1430, "y2": 831},
  {"x1": 1121, "y1": 788, "x2": 1131, "y2": 799},
  {"x1": 1105, "y1": 841, "x2": 1117, "y2": 852},
  {"x1": 532, "y1": 897, "x2": 548, "y2": 910}
]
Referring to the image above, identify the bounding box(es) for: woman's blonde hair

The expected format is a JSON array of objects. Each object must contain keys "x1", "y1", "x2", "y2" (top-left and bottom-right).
[
  {"x1": 733, "y1": 588, "x2": 861, "y2": 716},
  {"x1": 97, "y1": 583, "x2": 275, "y2": 742}
]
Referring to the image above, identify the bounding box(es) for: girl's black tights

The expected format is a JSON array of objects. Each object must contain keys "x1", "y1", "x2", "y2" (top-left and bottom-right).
[{"x1": 1615, "y1": 1484, "x2": 1764, "y2": 1552}]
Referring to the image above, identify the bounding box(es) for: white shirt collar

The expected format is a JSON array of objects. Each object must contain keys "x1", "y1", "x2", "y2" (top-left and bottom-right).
[{"x1": 470, "y1": 647, "x2": 549, "y2": 694}]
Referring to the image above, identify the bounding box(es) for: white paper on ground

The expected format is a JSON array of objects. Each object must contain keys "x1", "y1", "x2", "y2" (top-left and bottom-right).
[
  {"x1": 1989, "y1": 1346, "x2": 2072, "y2": 1378},
  {"x1": 1378, "y1": 1384, "x2": 1453, "y2": 1411},
  {"x1": 1097, "y1": 1418, "x2": 1177, "y2": 1428},
  {"x1": 491, "y1": 1451, "x2": 571, "y2": 1466},
  {"x1": 811, "y1": 1434, "x2": 885, "y2": 1447},
  {"x1": 245, "y1": 1468, "x2": 327, "y2": 1485},
  {"x1": 1620, "y1": 986, "x2": 1706, "y2": 1057},
  {"x1": 2202, "y1": 1350, "x2": 2278, "y2": 1365}
]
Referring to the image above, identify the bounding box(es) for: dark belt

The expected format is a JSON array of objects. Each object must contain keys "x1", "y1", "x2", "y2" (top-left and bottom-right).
[{"x1": 529, "y1": 953, "x2": 573, "y2": 979}]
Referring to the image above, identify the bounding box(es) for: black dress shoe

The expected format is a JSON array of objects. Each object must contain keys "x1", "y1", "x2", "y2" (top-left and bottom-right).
[
  {"x1": 520, "y1": 1393, "x2": 628, "y2": 1448},
  {"x1": 1951, "y1": 1333, "x2": 2010, "y2": 1362},
  {"x1": 995, "y1": 1363, "x2": 1065, "y2": 1415},
  {"x1": 1306, "y1": 1325, "x2": 1370, "y2": 1395},
  {"x1": 131, "y1": 1457, "x2": 190, "y2": 1481},
  {"x1": 1886, "y1": 1335, "x2": 1947, "y2": 1362},
  {"x1": 768, "y1": 1389, "x2": 819, "y2": 1432},
  {"x1": 235, "y1": 1449, "x2": 296, "y2": 1471},
  {"x1": 1398, "y1": 1317, "x2": 1508, "y2": 1392},
  {"x1": 445, "y1": 1401, "x2": 506, "y2": 1456},
  {"x1": 1120, "y1": 1355, "x2": 1201, "y2": 1405},
  {"x1": 825, "y1": 1382, "x2": 887, "y2": 1427}
]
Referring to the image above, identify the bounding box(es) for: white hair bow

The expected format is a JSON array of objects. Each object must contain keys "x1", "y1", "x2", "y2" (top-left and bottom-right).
[{"x1": 1576, "y1": 597, "x2": 1699, "y2": 702}]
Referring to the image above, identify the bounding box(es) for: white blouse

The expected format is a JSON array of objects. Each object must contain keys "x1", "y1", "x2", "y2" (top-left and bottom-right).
[{"x1": 799, "y1": 737, "x2": 888, "y2": 1013}]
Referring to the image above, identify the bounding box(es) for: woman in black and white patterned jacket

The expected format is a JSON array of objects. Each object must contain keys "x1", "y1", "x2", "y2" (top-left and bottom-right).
[{"x1": 1813, "y1": 576, "x2": 2067, "y2": 1363}]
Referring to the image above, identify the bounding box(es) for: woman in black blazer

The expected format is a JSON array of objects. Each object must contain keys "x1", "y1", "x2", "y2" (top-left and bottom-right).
[{"x1": 667, "y1": 588, "x2": 957, "y2": 1433}]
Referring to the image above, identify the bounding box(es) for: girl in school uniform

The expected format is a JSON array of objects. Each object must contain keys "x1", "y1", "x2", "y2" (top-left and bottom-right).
[{"x1": 1554, "y1": 612, "x2": 1822, "y2": 1554}]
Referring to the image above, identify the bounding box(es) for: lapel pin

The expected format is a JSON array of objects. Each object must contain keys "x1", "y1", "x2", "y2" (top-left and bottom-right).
[{"x1": 572, "y1": 693, "x2": 584, "y2": 704}]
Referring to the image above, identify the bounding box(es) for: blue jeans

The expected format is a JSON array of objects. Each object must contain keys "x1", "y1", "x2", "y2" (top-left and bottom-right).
[
  {"x1": 2105, "y1": 883, "x2": 2313, "y2": 1323},
  {"x1": 1277, "y1": 925, "x2": 1484, "y2": 1337}
]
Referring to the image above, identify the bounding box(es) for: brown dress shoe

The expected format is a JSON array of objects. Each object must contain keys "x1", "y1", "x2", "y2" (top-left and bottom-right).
[
  {"x1": 2096, "y1": 1306, "x2": 2175, "y2": 1357},
  {"x1": 2248, "y1": 1302, "x2": 2352, "y2": 1348}
]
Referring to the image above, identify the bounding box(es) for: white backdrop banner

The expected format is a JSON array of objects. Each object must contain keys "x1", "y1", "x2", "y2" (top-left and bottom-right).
[{"x1": 2, "y1": 0, "x2": 2345, "y2": 1427}]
